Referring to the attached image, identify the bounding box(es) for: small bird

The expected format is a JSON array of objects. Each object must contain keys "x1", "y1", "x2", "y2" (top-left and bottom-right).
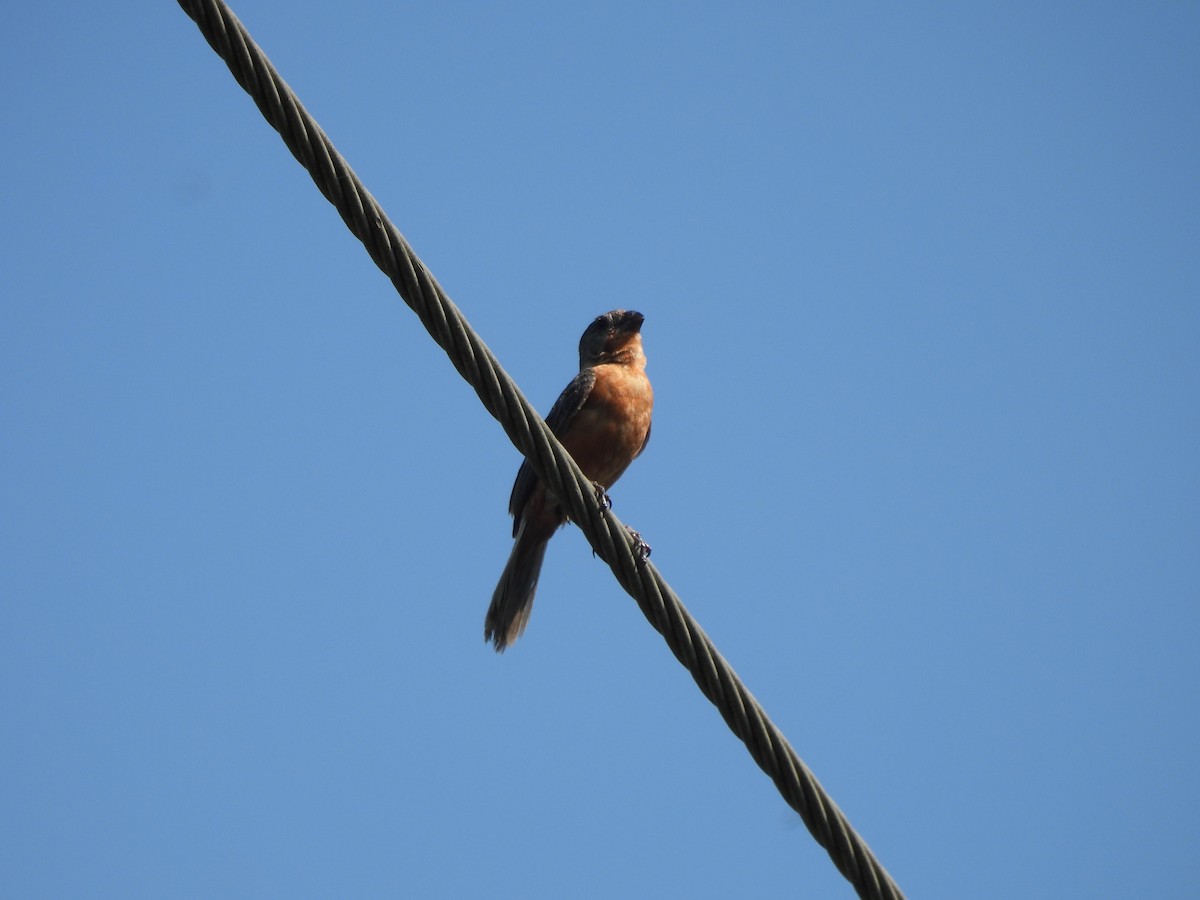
[{"x1": 485, "y1": 310, "x2": 654, "y2": 651}]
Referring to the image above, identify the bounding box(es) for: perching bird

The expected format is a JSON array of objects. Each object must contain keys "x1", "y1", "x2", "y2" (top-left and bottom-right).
[{"x1": 485, "y1": 310, "x2": 653, "y2": 651}]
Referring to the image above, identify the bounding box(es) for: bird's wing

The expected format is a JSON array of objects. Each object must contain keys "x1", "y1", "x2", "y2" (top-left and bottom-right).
[{"x1": 508, "y1": 368, "x2": 596, "y2": 529}]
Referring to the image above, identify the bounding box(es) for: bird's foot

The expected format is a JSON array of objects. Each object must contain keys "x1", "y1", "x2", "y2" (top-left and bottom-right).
[
  {"x1": 626, "y1": 526, "x2": 651, "y2": 564},
  {"x1": 591, "y1": 481, "x2": 612, "y2": 510}
]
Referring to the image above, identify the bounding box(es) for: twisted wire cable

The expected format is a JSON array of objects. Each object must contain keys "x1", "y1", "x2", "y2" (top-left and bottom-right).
[{"x1": 175, "y1": 2, "x2": 905, "y2": 896}]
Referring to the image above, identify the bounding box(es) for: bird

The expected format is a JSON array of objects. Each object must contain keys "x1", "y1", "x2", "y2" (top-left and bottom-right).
[{"x1": 485, "y1": 309, "x2": 654, "y2": 652}]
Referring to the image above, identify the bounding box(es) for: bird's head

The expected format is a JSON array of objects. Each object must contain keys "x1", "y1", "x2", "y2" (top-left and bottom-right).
[{"x1": 578, "y1": 309, "x2": 646, "y2": 368}]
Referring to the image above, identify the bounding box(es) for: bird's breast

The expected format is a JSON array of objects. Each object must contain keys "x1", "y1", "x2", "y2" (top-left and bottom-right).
[{"x1": 561, "y1": 363, "x2": 653, "y2": 489}]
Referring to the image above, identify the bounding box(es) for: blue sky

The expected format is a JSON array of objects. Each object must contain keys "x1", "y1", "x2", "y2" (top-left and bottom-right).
[{"x1": 3, "y1": 2, "x2": 1198, "y2": 897}]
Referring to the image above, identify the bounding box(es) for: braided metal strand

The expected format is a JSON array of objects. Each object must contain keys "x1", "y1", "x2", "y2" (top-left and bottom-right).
[{"x1": 176, "y1": 2, "x2": 905, "y2": 897}]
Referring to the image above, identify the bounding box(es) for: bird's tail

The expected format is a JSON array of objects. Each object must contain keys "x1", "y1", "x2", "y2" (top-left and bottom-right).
[{"x1": 485, "y1": 527, "x2": 549, "y2": 652}]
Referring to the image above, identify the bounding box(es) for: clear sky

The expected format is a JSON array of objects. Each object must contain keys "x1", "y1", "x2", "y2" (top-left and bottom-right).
[{"x1": 3, "y1": 2, "x2": 1198, "y2": 897}]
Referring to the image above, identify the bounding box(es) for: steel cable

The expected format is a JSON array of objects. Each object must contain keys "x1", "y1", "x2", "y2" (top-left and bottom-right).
[{"x1": 176, "y1": 3, "x2": 905, "y2": 896}]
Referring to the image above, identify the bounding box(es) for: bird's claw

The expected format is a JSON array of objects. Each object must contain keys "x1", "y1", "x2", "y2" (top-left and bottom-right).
[
  {"x1": 591, "y1": 526, "x2": 651, "y2": 564},
  {"x1": 626, "y1": 527, "x2": 651, "y2": 564},
  {"x1": 591, "y1": 481, "x2": 612, "y2": 510}
]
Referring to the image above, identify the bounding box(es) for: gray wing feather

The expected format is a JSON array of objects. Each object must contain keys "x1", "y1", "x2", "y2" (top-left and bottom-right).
[{"x1": 508, "y1": 368, "x2": 596, "y2": 531}]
